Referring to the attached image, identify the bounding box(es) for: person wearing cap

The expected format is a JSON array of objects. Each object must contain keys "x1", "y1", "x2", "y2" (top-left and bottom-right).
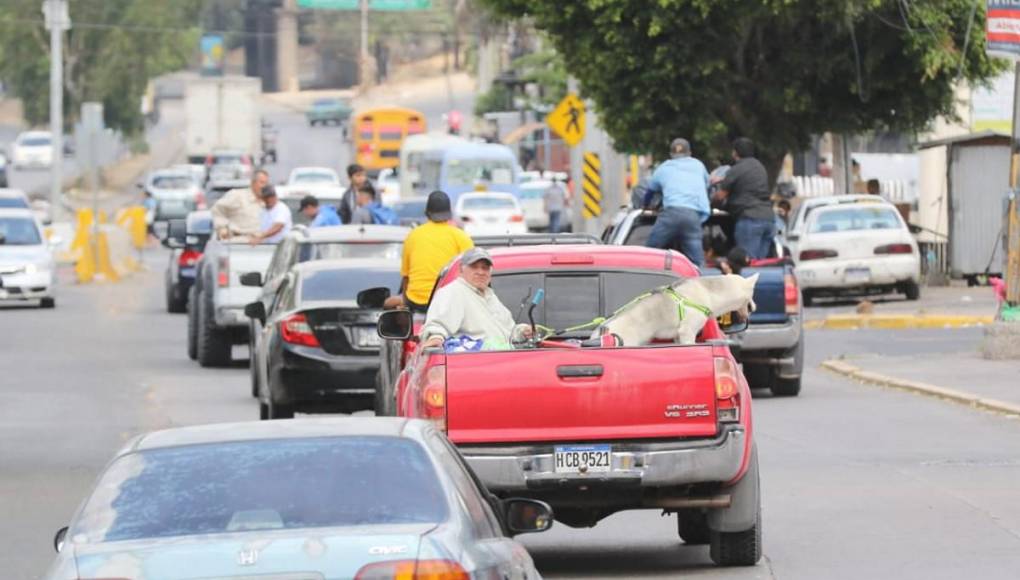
[
  {"x1": 643, "y1": 138, "x2": 711, "y2": 266},
  {"x1": 387, "y1": 190, "x2": 474, "y2": 313},
  {"x1": 250, "y1": 185, "x2": 293, "y2": 244},
  {"x1": 421, "y1": 247, "x2": 532, "y2": 350},
  {"x1": 299, "y1": 194, "x2": 341, "y2": 227},
  {"x1": 211, "y1": 169, "x2": 270, "y2": 240}
]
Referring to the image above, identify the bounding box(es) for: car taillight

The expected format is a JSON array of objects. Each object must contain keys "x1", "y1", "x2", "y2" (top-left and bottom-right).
[
  {"x1": 195, "y1": 189, "x2": 206, "y2": 209},
  {"x1": 178, "y1": 249, "x2": 202, "y2": 268},
  {"x1": 280, "y1": 313, "x2": 321, "y2": 347},
  {"x1": 784, "y1": 273, "x2": 799, "y2": 315},
  {"x1": 874, "y1": 243, "x2": 913, "y2": 255},
  {"x1": 714, "y1": 357, "x2": 741, "y2": 423},
  {"x1": 217, "y1": 255, "x2": 229, "y2": 287},
  {"x1": 418, "y1": 364, "x2": 447, "y2": 432},
  {"x1": 358, "y1": 143, "x2": 374, "y2": 153},
  {"x1": 241, "y1": 155, "x2": 252, "y2": 166},
  {"x1": 355, "y1": 559, "x2": 468, "y2": 580},
  {"x1": 509, "y1": 214, "x2": 524, "y2": 222},
  {"x1": 799, "y1": 249, "x2": 838, "y2": 261}
]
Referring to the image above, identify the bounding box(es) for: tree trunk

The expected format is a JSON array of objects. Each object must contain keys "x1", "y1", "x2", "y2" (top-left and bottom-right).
[{"x1": 831, "y1": 133, "x2": 850, "y2": 195}]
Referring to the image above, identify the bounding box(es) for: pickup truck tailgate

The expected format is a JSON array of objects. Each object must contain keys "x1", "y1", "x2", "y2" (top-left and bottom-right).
[{"x1": 445, "y1": 346, "x2": 719, "y2": 444}]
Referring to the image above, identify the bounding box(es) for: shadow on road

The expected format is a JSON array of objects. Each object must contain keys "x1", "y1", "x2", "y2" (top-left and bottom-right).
[{"x1": 527, "y1": 541, "x2": 722, "y2": 577}]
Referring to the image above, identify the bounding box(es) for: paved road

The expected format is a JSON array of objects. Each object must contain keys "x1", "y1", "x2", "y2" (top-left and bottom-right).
[
  {"x1": 3, "y1": 258, "x2": 1019, "y2": 579},
  {"x1": 0, "y1": 124, "x2": 80, "y2": 198}
]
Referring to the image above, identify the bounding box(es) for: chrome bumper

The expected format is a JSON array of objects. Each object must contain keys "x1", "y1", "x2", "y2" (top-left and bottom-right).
[
  {"x1": 460, "y1": 427, "x2": 746, "y2": 492},
  {"x1": 738, "y1": 316, "x2": 801, "y2": 352}
]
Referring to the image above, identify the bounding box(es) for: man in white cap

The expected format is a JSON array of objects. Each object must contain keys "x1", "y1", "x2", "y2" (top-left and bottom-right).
[{"x1": 421, "y1": 247, "x2": 532, "y2": 350}]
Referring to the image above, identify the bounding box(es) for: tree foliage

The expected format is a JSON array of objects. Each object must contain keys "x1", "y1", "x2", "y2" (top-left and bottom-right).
[
  {"x1": 474, "y1": 45, "x2": 568, "y2": 116},
  {"x1": 0, "y1": 0, "x2": 200, "y2": 135},
  {"x1": 479, "y1": 0, "x2": 1004, "y2": 174}
]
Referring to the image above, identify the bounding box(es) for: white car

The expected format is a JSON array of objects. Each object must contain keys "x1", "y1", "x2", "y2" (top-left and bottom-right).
[
  {"x1": 286, "y1": 166, "x2": 341, "y2": 187},
  {"x1": 0, "y1": 208, "x2": 56, "y2": 308},
  {"x1": 454, "y1": 192, "x2": 528, "y2": 237},
  {"x1": 11, "y1": 130, "x2": 54, "y2": 170},
  {"x1": 785, "y1": 194, "x2": 882, "y2": 256},
  {"x1": 143, "y1": 169, "x2": 206, "y2": 221},
  {"x1": 376, "y1": 167, "x2": 401, "y2": 206},
  {"x1": 794, "y1": 201, "x2": 920, "y2": 305},
  {"x1": 519, "y1": 180, "x2": 552, "y2": 230}
]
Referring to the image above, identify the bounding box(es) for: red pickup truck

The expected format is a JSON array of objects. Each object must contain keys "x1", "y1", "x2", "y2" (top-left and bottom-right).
[{"x1": 375, "y1": 245, "x2": 761, "y2": 566}]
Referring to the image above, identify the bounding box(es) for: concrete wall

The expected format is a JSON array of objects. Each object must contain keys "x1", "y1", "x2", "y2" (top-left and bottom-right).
[{"x1": 917, "y1": 85, "x2": 972, "y2": 243}]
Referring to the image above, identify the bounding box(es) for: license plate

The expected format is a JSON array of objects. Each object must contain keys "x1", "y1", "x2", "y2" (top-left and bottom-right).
[
  {"x1": 844, "y1": 267, "x2": 871, "y2": 284},
  {"x1": 484, "y1": 216, "x2": 499, "y2": 224},
  {"x1": 354, "y1": 326, "x2": 381, "y2": 348},
  {"x1": 554, "y1": 445, "x2": 612, "y2": 473},
  {"x1": 0, "y1": 289, "x2": 7, "y2": 299},
  {"x1": 180, "y1": 267, "x2": 196, "y2": 278}
]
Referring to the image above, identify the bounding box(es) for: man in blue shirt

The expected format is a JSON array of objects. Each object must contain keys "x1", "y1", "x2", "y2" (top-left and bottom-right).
[
  {"x1": 299, "y1": 195, "x2": 341, "y2": 227},
  {"x1": 644, "y1": 138, "x2": 711, "y2": 266}
]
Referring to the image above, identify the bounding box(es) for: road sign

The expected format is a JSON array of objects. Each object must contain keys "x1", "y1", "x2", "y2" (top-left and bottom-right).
[
  {"x1": 200, "y1": 34, "x2": 225, "y2": 77},
  {"x1": 582, "y1": 152, "x2": 602, "y2": 219},
  {"x1": 987, "y1": 1, "x2": 1020, "y2": 59},
  {"x1": 547, "y1": 93, "x2": 585, "y2": 147},
  {"x1": 297, "y1": 0, "x2": 430, "y2": 9}
]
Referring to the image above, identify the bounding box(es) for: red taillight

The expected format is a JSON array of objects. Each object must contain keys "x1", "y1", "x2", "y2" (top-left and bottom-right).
[
  {"x1": 418, "y1": 364, "x2": 447, "y2": 432},
  {"x1": 280, "y1": 314, "x2": 320, "y2": 347},
  {"x1": 714, "y1": 357, "x2": 741, "y2": 423},
  {"x1": 241, "y1": 155, "x2": 252, "y2": 166},
  {"x1": 874, "y1": 243, "x2": 913, "y2": 255},
  {"x1": 358, "y1": 143, "x2": 374, "y2": 153},
  {"x1": 178, "y1": 249, "x2": 202, "y2": 268},
  {"x1": 799, "y1": 249, "x2": 838, "y2": 261},
  {"x1": 216, "y1": 255, "x2": 229, "y2": 287},
  {"x1": 355, "y1": 559, "x2": 468, "y2": 580},
  {"x1": 195, "y1": 189, "x2": 207, "y2": 209},
  {"x1": 509, "y1": 214, "x2": 524, "y2": 222},
  {"x1": 784, "y1": 273, "x2": 799, "y2": 315},
  {"x1": 204, "y1": 155, "x2": 213, "y2": 166},
  {"x1": 551, "y1": 254, "x2": 595, "y2": 265}
]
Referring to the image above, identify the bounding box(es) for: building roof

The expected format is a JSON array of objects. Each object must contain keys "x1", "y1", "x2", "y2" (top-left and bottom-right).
[{"x1": 918, "y1": 130, "x2": 1012, "y2": 150}]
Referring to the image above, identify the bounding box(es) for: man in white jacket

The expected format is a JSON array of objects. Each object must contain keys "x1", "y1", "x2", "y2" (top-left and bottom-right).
[{"x1": 421, "y1": 247, "x2": 532, "y2": 350}]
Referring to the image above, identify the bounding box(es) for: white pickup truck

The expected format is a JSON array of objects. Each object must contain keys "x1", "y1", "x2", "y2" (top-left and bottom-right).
[{"x1": 187, "y1": 237, "x2": 276, "y2": 367}]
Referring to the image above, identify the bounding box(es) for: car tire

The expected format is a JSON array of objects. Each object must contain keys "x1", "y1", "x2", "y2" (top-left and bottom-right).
[
  {"x1": 677, "y1": 511, "x2": 711, "y2": 545},
  {"x1": 39, "y1": 297, "x2": 55, "y2": 309},
  {"x1": 187, "y1": 287, "x2": 198, "y2": 360},
  {"x1": 770, "y1": 376, "x2": 802, "y2": 397},
  {"x1": 249, "y1": 324, "x2": 261, "y2": 398},
  {"x1": 268, "y1": 399, "x2": 295, "y2": 420},
  {"x1": 801, "y1": 290, "x2": 814, "y2": 307},
  {"x1": 166, "y1": 283, "x2": 186, "y2": 313},
  {"x1": 709, "y1": 502, "x2": 762, "y2": 566},
  {"x1": 373, "y1": 371, "x2": 393, "y2": 416},
  {"x1": 196, "y1": 291, "x2": 231, "y2": 367},
  {"x1": 903, "y1": 280, "x2": 921, "y2": 301},
  {"x1": 259, "y1": 401, "x2": 269, "y2": 420}
]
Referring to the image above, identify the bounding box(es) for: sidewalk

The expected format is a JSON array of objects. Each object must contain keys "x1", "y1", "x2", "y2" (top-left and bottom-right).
[
  {"x1": 822, "y1": 349, "x2": 1020, "y2": 417},
  {"x1": 804, "y1": 285, "x2": 1000, "y2": 329}
]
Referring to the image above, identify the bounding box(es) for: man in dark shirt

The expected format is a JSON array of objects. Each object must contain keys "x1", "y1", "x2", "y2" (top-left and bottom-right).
[
  {"x1": 712, "y1": 137, "x2": 775, "y2": 259},
  {"x1": 338, "y1": 163, "x2": 369, "y2": 224}
]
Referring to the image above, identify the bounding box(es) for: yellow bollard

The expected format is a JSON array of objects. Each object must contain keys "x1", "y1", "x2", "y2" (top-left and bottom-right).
[
  {"x1": 95, "y1": 231, "x2": 120, "y2": 282},
  {"x1": 128, "y1": 206, "x2": 148, "y2": 250},
  {"x1": 75, "y1": 234, "x2": 96, "y2": 283},
  {"x1": 70, "y1": 209, "x2": 94, "y2": 254}
]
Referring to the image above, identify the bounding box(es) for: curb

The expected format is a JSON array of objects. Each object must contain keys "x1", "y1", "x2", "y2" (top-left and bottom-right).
[
  {"x1": 821, "y1": 359, "x2": 1020, "y2": 417},
  {"x1": 805, "y1": 314, "x2": 994, "y2": 330}
]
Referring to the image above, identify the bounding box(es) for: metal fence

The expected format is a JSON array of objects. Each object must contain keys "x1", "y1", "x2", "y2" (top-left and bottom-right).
[
  {"x1": 919, "y1": 241, "x2": 950, "y2": 285},
  {"x1": 791, "y1": 176, "x2": 916, "y2": 203}
]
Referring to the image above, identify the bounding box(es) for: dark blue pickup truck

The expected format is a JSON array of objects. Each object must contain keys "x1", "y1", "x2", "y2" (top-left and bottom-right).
[{"x1": 602, "y1": 208, "x2": 804, "y2": 396}]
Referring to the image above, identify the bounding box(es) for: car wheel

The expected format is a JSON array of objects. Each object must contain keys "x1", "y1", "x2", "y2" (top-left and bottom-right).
[
  {"x1": 801, "y1": 290, "x2": 814, "y2": 307},
  {"x1": 770, "y1": 376, "x2": 801, "y2": 397},
  {"x1": 39, "y1": 297, "x2": 55, "y2": 309},
  {"x1": 903, "y1": 280, "x2": 921, "y2": 301},
  {"x1": 196, "y1": 292, "x2": 232, "y2": 367},
  {"x1": 259, "y1": 401, "x2": 270, "y2": 420},
  {"x1": 677, "y1": 511, "x2": 711, "y2": 545},
  {"x1": 186, "y1": 287, "x2": 198, "y2": 360},
  {"x1": 166, "y1": 283, "x2": 186, "y2": 313},
  {"x1": 249, "y1": 325, "x2": 261, "y2": 398},
  {"x1": 709, "y1": 502, "x2": 762, "y2": 566},
  {"x1": 373, "y1": 371, "x2": 393, "y2": 416},
  {"x1": 268, "y1": 399, "x2": 295, "y2": 420}
]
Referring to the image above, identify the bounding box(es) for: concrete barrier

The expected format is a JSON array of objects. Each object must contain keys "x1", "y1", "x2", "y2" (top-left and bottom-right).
[{"x1": 68, "y1": 207, "x2": 144, "y2": 284}]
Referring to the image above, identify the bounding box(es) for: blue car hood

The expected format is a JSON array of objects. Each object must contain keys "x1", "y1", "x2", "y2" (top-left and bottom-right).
[{"x1": 72, "y1": 523, "x2": 436, "y2": 580}]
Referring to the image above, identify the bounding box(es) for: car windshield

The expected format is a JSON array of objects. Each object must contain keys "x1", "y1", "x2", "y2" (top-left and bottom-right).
[
  {"x1": 71, "y1": 436, "x2": 448, "y2": 543},
  {"x1": 152, "y1": 176, "x2": 193, "y2": 189},
  {"x1": 21, "y1": 136, "x2": 51, "y2": 147},
  {"x1": 461, "y1": 196, "x2": 517, "y2": 211},
  {"x1": 809, "y1": 206, "x2": 902, "y2": 233},
  {"x1": 445, "y1": 159, "x2": 514, "y2": 187},
  {"x1": 0, "y1": 197, "x2": 30, "y2": 209},
  {"x1": 292, "y1": 172, "x2": 337, "y2": 184},
  {"x1": 0, "y1": 217, "x2": 43, "y2": 245},
  {"x1": 394, "y1": 200, "x2": 426, "y2": 219},
  {"x1": 314, "y1": 99, "x2": 340, "y2": 108},
  {"x1": 301, "y1": 268, "x2": 402, "y2": 302},
  {"x1": 301, "y1": 242, "x2": 403, "y2": 262}
]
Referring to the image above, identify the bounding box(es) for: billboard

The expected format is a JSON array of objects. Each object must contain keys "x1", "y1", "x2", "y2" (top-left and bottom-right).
[
  {"x1": 200, "y1": 34, "x2": 225, "y2": 77},
  {"x1": 987, "y1": 0, "x2": 1020, "y2": 59}
]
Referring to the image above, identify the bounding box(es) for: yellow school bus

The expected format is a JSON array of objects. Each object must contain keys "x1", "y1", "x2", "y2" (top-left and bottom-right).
[{"x1": 350, "y1": 107, "x2": 427, "y2": 174}]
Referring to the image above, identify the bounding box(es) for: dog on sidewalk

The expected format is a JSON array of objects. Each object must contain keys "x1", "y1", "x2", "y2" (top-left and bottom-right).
[{"x1": 593, "y1": 274, "x2": 759, "y2": 346}]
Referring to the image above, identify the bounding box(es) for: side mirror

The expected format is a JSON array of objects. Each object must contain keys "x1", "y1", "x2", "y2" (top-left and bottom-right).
[
  {"x1": 503, "y1": 498, "x2": 553, "y2": 535},
  {"x1": 244, "y1": 301, "x2": 266, "y2": 324},
  {"x1": 377, "y1": 309, "x2": 413, "y2": 340},
  {"x1": 54, "y1": 526, "x2": 68, "y2": 553},
  {"x1": 717, "y1": 311, "x2": 750, "y2": 335},
  {"x1": 240, "y1": 272, "x2": 263, "y2": 287},
  {"x1": 907, "y1": 223, "x2": 923, "y2": 234},
  {"x1": 357, "y1": 286, "x2": 392, "y2": 309}
]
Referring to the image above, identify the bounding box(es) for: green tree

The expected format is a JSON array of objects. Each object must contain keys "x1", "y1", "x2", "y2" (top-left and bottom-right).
[
  {"x1": 0, "y1": 0, "x2": 200, "y2": 135},
  {"x1": 474, "y1": 45, "x2": 567, "y2": 116},
  {"x1": 479, "y1": 0, "x2": 1004, "y2": 178}
]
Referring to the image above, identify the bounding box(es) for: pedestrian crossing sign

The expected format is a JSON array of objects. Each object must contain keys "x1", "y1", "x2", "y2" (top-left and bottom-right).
[{"x1": 547, "y1": 93, "x2": 585, "y2": 147}]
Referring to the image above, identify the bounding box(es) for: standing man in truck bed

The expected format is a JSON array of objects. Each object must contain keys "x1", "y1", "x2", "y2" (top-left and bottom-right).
[{"x1": 211, "y1": 169, "x2": 269, "y2": 240}]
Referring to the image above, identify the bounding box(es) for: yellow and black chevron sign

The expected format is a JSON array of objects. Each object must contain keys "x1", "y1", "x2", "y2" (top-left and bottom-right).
[{"x1": 582, "y1": 151, "x2": 601, "y2": 218}]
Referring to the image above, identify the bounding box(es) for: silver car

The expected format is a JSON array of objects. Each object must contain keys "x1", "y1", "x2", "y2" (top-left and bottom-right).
[
  {"x1": 46, "y1": 418, "x2": 551, "y2": 580},
  {"x1": 143, "y1": 169, "x2": 205, "y2": 221}
]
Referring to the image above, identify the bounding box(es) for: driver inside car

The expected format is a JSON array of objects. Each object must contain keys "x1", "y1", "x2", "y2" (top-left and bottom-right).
[{"x1": 421, "y1": 247, "x2": 533, "y2": 350}]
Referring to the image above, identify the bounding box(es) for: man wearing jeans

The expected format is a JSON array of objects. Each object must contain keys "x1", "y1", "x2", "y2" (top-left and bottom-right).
[
  {"x1": 713, "y1": 137, "x2": 775, "y2": 259},
  {"x1": 643, "y1": 138, "x2": 711, "y2": 267}
]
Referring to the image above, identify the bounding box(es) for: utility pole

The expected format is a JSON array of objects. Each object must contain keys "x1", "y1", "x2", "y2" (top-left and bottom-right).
[
  {"x1": 360, "y1": 0, "x2": 369, "y2": 88},
  {"x1": 1006, "y1": 62, "x2": 1020, "y2": 306},
  {"x1": 43, "y1": 0, "x2": 69, "y2": 213},
  {"x1": 276, "y1": 0, "x2": 299, "y2": 92},
  {"x1": 568, "y1": 77, "x2": 583, "y2": 235}
]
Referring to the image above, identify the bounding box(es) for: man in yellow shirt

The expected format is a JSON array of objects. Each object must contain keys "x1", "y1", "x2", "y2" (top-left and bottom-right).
[{"x1": 389, "y1": 190, "x2": 473, "y2": 313}]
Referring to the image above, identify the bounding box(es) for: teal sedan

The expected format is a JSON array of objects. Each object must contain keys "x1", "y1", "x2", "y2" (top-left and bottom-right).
[
  {"x1": 45, "y1": 418, "x2": 551, "y2": 580},
  {"x1": 307, "y1": 98, "x2": 353, "y2": 127}
]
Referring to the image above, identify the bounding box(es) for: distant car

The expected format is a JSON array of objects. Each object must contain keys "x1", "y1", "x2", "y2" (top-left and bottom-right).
[
  {"x1": 785, "y1": 194, "x2": 884, "y2": 257},
  {"x1": 286, "y1": 166, "x2": 341, "y2": 187},
  {"x1": 795, "y1": 201, "x2": 921, "y2": 305},
  {"x1": 377, "y1": 167, "x2": 401, "y2": 205},
  {"x1": 45, "y1": 418, "x2": 552, "y2": 580},
  {"x1": 143, "y1": 169, "x2": 206, "y2": 222},
  {"x1": 170, "y1": 163, "x2": 207, "y2": 188},
  {"x1": 163, "y1": 211, "x2": 213, "y2": 313},
  {"x1": 204, "y1": 149, "x2": 253, "y2": 181},
  {"x1": 248, "y1": 259, "x2": 403, "y2": 419},
  {"x1": 0, "y1": 208, "x2": 56, "y2": 308},
  {"x1": 392, "y1": 197, "x2": 428, "y2": 227},
  {"x1": 204, "y1": 177, "x2": 249, "y2": 207},
  {"x1": 277, "y1": 186, "x2": 346, "y2": 226},
  {"x1": 454, "y1": 192, "x2": 528, "y2": 236},
  {"x1": 11, "y1": 130, "x2": 54, "y2": 170},
  {"x1": 207, "y1": 162, "x2": 251, "y2": 185},
  {"x1": 306, "y1": 97, "x2": 353, "y2": 127},
  {"x1": 518, "y1": 179, "x2": 552, "y2": 231},
  {"x1": 0, "y1": 151, "x2": 8, "y2": 187},
  {"x1": 0, "y1": 188, "x2": 30, "y2": 210}
]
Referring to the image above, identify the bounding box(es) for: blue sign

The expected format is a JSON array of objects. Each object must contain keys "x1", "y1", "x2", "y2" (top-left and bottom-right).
[{"x1": 200, "y1": 34, "x2": 225, "y2": 77}]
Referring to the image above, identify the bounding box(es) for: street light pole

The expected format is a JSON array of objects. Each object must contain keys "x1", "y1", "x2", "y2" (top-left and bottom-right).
[
  {"x1": 43, "y1": 0, "x2": 69, "y2": 213},
  {"x1": 360, "y1": 0, "x2": 369, "y2": 87}
]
